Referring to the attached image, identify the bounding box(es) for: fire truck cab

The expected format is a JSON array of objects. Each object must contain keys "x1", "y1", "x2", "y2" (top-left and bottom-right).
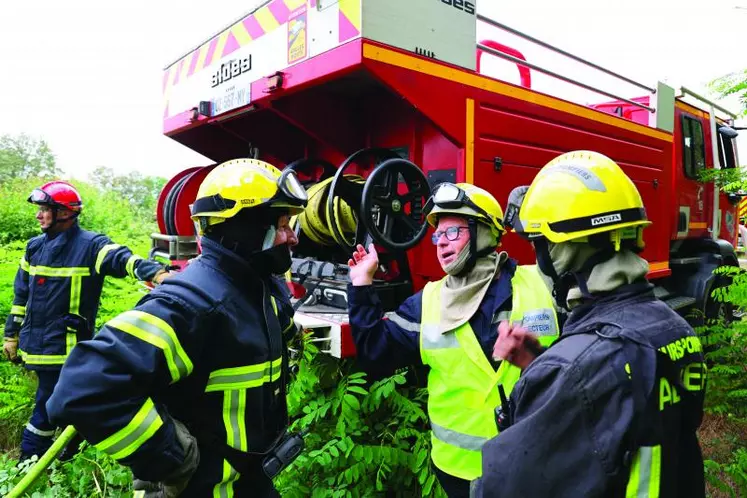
[{"x1": 155, "y1": 0, "x2": 741, "y2": 357}]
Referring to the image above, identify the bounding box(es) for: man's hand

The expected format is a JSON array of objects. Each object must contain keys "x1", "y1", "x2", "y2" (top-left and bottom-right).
[
  {"x1": 133, "y1": 419, "x2": 199, "y2": 497},
  {"x1": 152, "y1": 269, "x2": 173, "y2": 286},
  {"x1": 3, "y1": 337, "x2": 18, "y2": 362},
  {"x1": 348, "y1": 243, "x2": 379, "y2": 286},
  {"x1": 492, "y1": 321, "x2": 542, "y2": 370}
]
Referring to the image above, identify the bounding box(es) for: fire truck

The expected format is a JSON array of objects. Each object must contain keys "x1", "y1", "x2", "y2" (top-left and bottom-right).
[{"x1": 153, "y1": 0, "x2": 741, "y2": 358}]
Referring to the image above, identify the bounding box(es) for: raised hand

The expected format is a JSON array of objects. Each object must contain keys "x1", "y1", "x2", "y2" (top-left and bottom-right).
[
  {"x1": 348, "y1": 243, "x2": 379, "y2": 286},
  {"x1": 492, "y1": 321, "x2": 542, "y2": 370}
]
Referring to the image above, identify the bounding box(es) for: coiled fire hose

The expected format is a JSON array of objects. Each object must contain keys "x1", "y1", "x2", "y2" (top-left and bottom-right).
[{"x1": 292, "y1": 175, "x2": 364, "y2": 248}]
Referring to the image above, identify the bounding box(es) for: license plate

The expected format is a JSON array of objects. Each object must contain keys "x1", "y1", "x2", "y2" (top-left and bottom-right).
[{"x1": 211, "y1": 85, "x2": 251, "y2": 116}]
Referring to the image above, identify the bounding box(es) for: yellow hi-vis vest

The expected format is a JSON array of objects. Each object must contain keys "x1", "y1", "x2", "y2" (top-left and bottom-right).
[{"x1": 419, "y1": 265, "x2": 559, "y2": 481}]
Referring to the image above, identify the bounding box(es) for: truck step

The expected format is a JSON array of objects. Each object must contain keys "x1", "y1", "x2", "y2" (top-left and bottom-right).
[
  {"x1": 653, "y1": 286, "x2": 673, "y2": 300},
  {"x1": 664, "y1": 296, "x2": 697, "y2": 311}
]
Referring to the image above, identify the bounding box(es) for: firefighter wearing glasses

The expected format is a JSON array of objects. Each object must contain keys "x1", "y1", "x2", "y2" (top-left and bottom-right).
[
  {"x1": 2, "y1": 180, "x2": 168, "y2": 462},
  {"x1": 473, "y1": 151, "x2": 707, "y2": 498},
  {"x1": 347, "y1": 183, "x2": 558, "y2": 497},
  {"x1": 47, "y1": 160, "x2": 308, "y2": 497}
]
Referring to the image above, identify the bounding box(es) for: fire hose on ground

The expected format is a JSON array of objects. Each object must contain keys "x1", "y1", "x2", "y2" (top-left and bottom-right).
[{"x1": 6, "y1": 425, "x2": 77, "y2": 498}]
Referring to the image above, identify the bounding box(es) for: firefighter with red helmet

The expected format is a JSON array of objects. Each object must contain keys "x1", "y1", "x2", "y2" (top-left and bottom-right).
[{"x1": 2, "y1": 180, "x2": 169, "y2": 462}]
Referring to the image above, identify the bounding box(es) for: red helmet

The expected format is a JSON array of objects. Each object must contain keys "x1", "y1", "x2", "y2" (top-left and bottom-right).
[{"x1": 28, "y1": 181, "x2": 83, "y2": 212}]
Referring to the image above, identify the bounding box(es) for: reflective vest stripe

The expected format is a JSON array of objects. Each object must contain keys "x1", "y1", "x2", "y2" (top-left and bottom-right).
[
  {"x1": 10, "y1": 305, "x2": 26, "y2": 316},
  {"x1": 213, "y1": 459, "x2": 240, "y2": 498},
  {"x1": 69, "y1": 275, "x2": 82, "y2": 314},
  {"x1": 126, "y1": 255, "x2": 142, "y2": 279},
  {"x1": 20, "y1": 257, "x2": 30, "y2": 273},
  {"x1": 66, "y1": 332, "x2": 77, "y2": 356},
  {"x1": 270, "y1": 296, "x2": 278, "y2": 314},
  {"x1": 66, "y1": 272, "x2": 84, "y2": 355},
  {"x1": 108, "y1": 311, "x2": 193, "y2": 383},
  {"x1": 205, "y1": 358, "x2": 282, "y2": 392},
  {"x1": 26, "y1": 265, "x2": 90, "y2": 277},
  {"x1": 282, "y1": 319, "x2": 296, "y2": 335},
  {"x1": 421, "y1": 324, "x2": 459, "y2": 350},
  {"x1": 431, "y1": 421, "x2": 488, "y2": 451},
  {"x1": 387, "y1": 312, "x2": 420, "y2": 332},
  {"x1": 492, "y1": 310, "x2": 511, "y2": 324},
  {"x1": 625, "y1": 445, "x2": 662, "y2": 498},
  {"x1": 18, "y1": 349, "x2": 67, "y2": 365},
  {"x1": 95, "y1": 398, "x2": 163, "y2": 460},
  {"x1": 212, "y1": 387, "x2": 250, "y2": 497},
  {"x1": 223, "y1": 389, "x2": 249, "y2": 451},
  {"x1": 95, "y1": 244, "x2": 121, "y2": 274},
  {"x1": 25, "y1": 423, "x2": 55, "y2": 437}
]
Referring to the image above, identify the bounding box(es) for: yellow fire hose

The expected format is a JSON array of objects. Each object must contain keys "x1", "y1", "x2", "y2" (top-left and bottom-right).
[
  {"x1": 6, "y1": 425, "x2": 78, "y2": 498},
  {"x1": 292, "y1": 175, "x2": 362, "y2": 247}
]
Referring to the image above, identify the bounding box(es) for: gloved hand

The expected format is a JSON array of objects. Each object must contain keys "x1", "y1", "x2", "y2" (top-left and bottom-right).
[
  {"x1": 152, "y1": 269, "x2": 173, "y2": 286},
  {"x1": 3, "y1": 337, "x2": 18, "y2": 361},
  {"x1": 132, "y1": 419, "x2": 199, "y2": 497}
]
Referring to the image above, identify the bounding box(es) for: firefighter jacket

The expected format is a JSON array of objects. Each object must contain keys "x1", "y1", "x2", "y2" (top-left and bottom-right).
[
  {"x1": 46, "y1": 236, "x2": 298, "y2": 496},
  {"x1": 3, "y1": 222, "x2": 163, "y2": 370},
  {"x1": 348, "y1": 261, "x2": 558, "y2": 481},
  {"x1": 473, "y1": 283, "x2": 706, "y2": 498}
]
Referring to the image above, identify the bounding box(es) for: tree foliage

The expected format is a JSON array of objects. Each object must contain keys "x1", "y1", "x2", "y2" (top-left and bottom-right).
[
  {"x1": 88, "y1": 166, "x2": 166, "y2": 221},
  {"x1": 0, "y1": 134, "x2": 60, "y2": 183},
  {"x1": 709, "y1": 69, "x2": 747, "y2": 116}
]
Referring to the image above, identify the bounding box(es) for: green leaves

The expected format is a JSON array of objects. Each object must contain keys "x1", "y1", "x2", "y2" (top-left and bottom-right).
[{"x1": 278, "y1": 337, "x2": 444, "y2": 496}]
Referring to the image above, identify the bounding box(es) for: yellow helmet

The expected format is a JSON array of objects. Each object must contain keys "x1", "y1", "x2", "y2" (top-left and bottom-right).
[
  {"x1": 191, "y1": 158, "x2": 308, "y2": 234},
  {"x1": 425, "y1": 183, "x2": 505, "y2": 237},
  {"x1": 518, "y1": 150, "x2": 650, "y2": 247}
]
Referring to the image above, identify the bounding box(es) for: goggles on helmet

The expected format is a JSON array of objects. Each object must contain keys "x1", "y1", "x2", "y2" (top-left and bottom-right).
[
  {"x1": 192, "y1": 169, "x2": 308, "y2": 215},
  {"x1": 424, "y1": 183, "x2": 492, "y2": 221},
  {"x1": 28, "y1": 189, "x2": 55, "y2": 206}
]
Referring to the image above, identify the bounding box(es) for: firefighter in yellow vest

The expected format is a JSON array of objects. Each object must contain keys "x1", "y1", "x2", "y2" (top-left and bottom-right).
[{"x1": 346, "y1": 183, "x2": 558, "y2": 497}]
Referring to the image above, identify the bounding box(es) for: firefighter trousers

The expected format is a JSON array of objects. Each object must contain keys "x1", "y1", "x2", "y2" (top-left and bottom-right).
[{"x1": 21, "y1": 370, "x2": 82, "y2": 462}]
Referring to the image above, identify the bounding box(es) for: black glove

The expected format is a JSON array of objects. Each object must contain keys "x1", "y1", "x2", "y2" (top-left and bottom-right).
[{"x1": 133, "y1": 419, "x2": 200, "y2": 497}]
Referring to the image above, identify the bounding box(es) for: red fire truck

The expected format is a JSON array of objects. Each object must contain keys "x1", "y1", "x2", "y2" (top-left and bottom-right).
[{"x1": 153, "y1": 0, "x2": 741, "y2": 357}]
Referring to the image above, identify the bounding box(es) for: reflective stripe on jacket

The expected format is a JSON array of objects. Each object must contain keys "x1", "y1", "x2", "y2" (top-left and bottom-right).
[
  {"x1": 4, "y1": 223, "x2": 163, "y2": 369},
  {"x1": 474, "y1": 283, "x2": 706, "y2": 498},
  {"x1": 420, "y1": 264, "x2": 558, "y2": 481},
  {"x1": 47, "y1": 237, "x2": 298, "y2": 495}
]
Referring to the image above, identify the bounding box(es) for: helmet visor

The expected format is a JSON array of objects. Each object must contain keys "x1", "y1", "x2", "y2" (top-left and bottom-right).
[
  {"x1": 504, "y1": 185, "x2": 530, "y2": 233},
  {"x1": 278, "y1": 169, "x2": 308, "y2": 204},
  {"x1": 28, "y1": 188, "x2": 53, "y2": 205}
]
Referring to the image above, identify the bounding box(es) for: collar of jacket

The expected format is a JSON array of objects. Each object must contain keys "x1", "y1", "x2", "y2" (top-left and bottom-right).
[
  {"x1": 198, "y1": 236, "x2": 264, "y2": 285},
  {"x1": 43, "y1": 222, "x2": 81, "y2": 260},
  {"x1": 561, "y1": 281, "x2": 654, "y2": 336}
]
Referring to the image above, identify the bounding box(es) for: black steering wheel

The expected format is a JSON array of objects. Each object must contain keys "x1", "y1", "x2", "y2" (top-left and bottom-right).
[
  {"x1": 284, "y1": 158, "x2": 337, "y2": 186},
  {"x1": 361, "y1": 158, "x2": 431, "y2": 251},
  {"x1": 326, "y1": 148, "x2": 401, "y2": 253}
]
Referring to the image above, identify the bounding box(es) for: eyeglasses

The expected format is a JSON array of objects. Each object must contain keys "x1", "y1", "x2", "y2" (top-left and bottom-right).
[{"x1": 431, "y1": 226, "x2": 468, "y2": 244}]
